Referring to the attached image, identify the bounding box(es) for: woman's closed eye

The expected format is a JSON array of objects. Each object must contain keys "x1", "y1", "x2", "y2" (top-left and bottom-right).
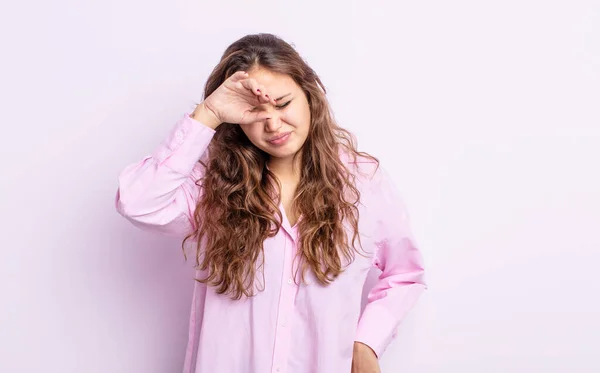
[{"x1": 276, "y1": 100, "x2": 292, "y2": 109}]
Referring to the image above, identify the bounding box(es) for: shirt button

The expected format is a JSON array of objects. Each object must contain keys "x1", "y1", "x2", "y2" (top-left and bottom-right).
[
  {"x1": 287, "y1": 278, "x2": 293, "y2": 284},
  {"x1": 275, "y1": 366, "x2": 280, "y2": 372}
]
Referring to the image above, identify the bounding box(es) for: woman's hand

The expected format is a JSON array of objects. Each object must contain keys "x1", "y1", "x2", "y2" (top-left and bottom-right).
[
  {"x1": 193, "y1": 71, "x2": 278, "y2": 128},
  {"x1": 351, "y1": 342, "x2": 381, "y2": 373}
]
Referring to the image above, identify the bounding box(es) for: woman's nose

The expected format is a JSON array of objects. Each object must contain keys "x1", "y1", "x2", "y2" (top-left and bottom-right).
[
  {"x1": 263, "y1": 107, "x2": 282, "y2": 132},
  {"x1": 265, "y1": 116, "x2": 282, "y2": 132}
]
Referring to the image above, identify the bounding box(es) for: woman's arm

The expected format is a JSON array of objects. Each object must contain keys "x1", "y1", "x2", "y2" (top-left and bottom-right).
[
  {"x1": 355, "y1": 165, "x2": 427, "y2": 358},
  {"x1": 115, "y1": 112, "x2": 216, "y2": 238}
]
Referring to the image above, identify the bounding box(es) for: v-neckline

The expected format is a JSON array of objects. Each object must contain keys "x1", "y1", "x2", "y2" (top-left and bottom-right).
[
  {"x1": 278, "y1": 201, "x2": 300, "y2": 238},
  {"x1": 266, "y1": 164, "x2": 301, "y2": 233}
]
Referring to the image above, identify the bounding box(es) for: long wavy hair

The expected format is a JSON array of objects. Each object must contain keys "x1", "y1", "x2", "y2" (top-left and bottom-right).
[{"x1": 182, "y1": 33, "x2": 379, "y2": 299}]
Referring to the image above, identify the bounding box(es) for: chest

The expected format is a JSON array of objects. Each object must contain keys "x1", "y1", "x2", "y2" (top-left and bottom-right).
[{"x1": 280, "y1": 185, "x2": 298, "y2": 227}]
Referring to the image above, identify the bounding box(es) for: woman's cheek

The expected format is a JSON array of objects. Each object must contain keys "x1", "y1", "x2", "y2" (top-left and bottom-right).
[{"x1": 281, "y1": 108, "x2": 298, "y2": 125}]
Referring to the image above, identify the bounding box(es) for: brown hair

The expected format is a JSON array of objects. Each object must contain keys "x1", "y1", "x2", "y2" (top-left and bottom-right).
[{"x1": 182, "y1": 33, "x2": 378, "y2": 299}]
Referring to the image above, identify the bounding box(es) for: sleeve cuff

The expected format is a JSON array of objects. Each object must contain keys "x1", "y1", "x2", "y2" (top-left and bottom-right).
[{"x1": 354, "y1": 304, "x2": 398, "y2": 358}]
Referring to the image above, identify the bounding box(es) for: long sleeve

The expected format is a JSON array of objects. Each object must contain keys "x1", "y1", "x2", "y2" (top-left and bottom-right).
[
  {"x1": 115, "y1": 113, "x2": 216, "y2": 238},
  {"x1": 355, "y1": 164, "x2": 427, "y2": 358}
]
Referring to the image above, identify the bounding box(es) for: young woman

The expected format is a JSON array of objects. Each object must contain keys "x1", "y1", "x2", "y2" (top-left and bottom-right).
[{"x1": 116, "y1": 33, "x2": 426, "y2": 373}]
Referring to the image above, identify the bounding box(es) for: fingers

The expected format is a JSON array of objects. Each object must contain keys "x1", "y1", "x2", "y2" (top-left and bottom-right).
[
  {"x1": 229, "y1": 71, "x2": 248, "y2": 83},
  {"x1": 231, "y1": 72, "x2": 277, "y2": 105},
  {"x1": 258, "y1": 90, "x2": 277, "y2": 105},
  {"x1": 240, "y1": 78, "x2": 262, "y2": 96},
  {"x1": 239, "y1": 78, "x2": 276, "y2": 105},
  {"x1": 257, "y1": 92, "x2": 271, "y2": 104}
]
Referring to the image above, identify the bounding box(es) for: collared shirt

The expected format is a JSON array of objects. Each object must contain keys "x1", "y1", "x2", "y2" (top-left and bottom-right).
[{"x1": 115, "y1": 113, "x2": 427, "y2": 373}]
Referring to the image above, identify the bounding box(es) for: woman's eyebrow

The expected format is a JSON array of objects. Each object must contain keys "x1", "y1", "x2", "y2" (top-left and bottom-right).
[{"x1": 274, "y1": 93, "x2": 291, "y2": 102}]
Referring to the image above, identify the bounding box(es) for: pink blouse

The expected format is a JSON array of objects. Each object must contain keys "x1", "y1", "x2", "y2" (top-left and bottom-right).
[{"x1": 115, "y1": 113, "x2": 426, "y2": 373}]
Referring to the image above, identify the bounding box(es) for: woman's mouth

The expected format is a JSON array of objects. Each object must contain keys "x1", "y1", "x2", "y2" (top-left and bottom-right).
[{"x1": 267, "y1": 132, "x2": 291, "y2": 145}]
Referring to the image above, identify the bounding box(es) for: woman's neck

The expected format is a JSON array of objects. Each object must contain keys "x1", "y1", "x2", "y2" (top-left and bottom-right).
[{"x1": 267, "y1": 154, "x2": 302, "y2": 183}]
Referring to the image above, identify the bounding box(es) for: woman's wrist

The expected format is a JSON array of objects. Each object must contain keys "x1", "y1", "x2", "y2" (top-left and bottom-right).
[
  {"x1": 353, "y1": 341, "x2": 377, "y2": 358},
  {"x1": 191, "y1": 102, "x2": 221, "y2": 130}
]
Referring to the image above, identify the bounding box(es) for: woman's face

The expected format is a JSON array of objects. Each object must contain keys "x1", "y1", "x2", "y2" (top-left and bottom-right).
[{"x1": 239, "y1": 67, "x2": 311, "y2": 163}]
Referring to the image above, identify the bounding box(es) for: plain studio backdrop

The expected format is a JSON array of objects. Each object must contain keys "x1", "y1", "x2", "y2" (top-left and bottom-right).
[{"x1": 1, "y1": 0, "x2": 599, "y2": 372}]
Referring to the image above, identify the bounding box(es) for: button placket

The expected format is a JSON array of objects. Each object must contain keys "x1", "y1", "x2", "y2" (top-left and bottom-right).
[{"x1": 270, "y1": 235, "x2": 297, "y2": 373}]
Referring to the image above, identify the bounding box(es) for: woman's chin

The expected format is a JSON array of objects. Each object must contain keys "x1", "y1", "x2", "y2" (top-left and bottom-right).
[{"x1": 266, "y1": 144, "x2": 302, "y2": 160}]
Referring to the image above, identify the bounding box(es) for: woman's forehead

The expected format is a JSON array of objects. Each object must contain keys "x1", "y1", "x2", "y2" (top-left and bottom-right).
[{"x1": 247, "y1": 67, "x2": 297, "y2": 92}]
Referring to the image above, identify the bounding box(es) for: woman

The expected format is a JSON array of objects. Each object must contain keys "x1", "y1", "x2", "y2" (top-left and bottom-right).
[{"x1": 116, "y1": 33, "x2": 426, "y2": 373}]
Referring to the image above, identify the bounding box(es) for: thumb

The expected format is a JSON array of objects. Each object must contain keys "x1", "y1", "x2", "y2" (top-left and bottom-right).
[{"x1": 240, "y1": 110, "x2": 270, "y2": 124}]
